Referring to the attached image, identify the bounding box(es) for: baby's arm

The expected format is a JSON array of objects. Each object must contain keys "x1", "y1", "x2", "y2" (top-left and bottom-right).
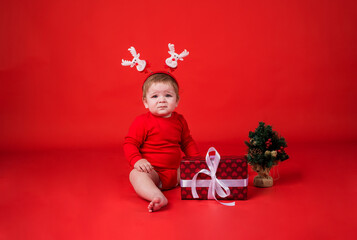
[
  {"x1": 123, "y1": 115, "x2": 148, "y2": 166},
  {"x1": 134, "y1": 159, "x2": 154, "y2": 173},
  {"x1": 180, "y1": 116, "x2": 200, "y2": 156}
]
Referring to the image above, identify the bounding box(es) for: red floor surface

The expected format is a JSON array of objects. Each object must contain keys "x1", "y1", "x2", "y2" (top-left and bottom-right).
[{"x1": 0, "y1": 142, "x2": 356, "y2": 240}]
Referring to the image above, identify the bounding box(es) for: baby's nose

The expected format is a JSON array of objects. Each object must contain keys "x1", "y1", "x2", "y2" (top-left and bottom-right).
[{"x1": 158, "y1": 96, "x2": 167, "y2": 102}]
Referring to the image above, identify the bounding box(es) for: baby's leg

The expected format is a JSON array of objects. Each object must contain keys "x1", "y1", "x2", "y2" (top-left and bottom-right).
[{"x1": 129, "y1": 169, "x2": 168, "y2": 212}]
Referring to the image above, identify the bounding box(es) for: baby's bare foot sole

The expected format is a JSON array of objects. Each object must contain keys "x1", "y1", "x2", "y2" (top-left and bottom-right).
[{"x1": 148, "y1": 196, "x2": 168, "y2": 212}]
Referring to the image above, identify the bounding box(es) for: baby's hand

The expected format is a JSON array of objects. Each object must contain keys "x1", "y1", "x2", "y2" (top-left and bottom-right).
[{"x1": 134, "y1": 159, "x2": 154, "y2": 173}]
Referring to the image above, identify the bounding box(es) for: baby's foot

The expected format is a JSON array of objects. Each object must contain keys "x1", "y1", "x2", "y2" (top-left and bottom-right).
[{"x1": 148, "y1": 196, "x2": 168, "y2": 212}]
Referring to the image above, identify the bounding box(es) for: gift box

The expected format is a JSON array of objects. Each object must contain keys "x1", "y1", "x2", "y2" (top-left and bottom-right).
[{"x1": 180, "y1": 147, "x2": 248, "y2": 202}]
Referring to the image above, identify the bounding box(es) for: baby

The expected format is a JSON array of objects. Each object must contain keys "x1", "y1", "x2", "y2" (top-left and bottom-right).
[{"x1": 123, "y1": 72, "x2": 199, "y2": 212}]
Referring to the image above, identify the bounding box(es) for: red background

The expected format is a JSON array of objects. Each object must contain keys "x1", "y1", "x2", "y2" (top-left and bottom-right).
[
  {"x1": 1, "y1": 0, "x2": 356, "y2": 151},
  {"x1": 1, "y1": 1, "x2": 357, "y2": 239}
]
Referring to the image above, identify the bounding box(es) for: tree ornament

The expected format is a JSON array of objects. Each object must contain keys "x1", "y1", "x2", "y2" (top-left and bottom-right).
[
  {"x1": 245, "y1": 122, "x2": 289, "y2": 187},
  {"x1": 264, "y1": 150, "x2": 271, "y2": 157}
]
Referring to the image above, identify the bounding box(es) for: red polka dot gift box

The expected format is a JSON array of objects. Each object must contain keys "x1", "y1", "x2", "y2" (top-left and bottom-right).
[{"x1": 180, "y1": 147, "x2": 248, "y2": 203}]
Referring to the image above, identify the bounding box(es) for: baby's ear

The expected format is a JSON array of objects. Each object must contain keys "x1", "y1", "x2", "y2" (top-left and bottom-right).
[
  {"x1": 176, "y1": 98, "x2": 180, "y2": 107},
  {"x1": 143, "y1": 98, "x2": 149, "y2": 108}
]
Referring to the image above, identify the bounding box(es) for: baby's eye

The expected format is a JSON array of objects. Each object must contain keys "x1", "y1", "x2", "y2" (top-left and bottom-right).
[
  {"x1": 165, "y1": 94, "x2": 173, "y2": 97},
  {"x1": 151, "y1": 95, "x2": 158, "y2": 98}
]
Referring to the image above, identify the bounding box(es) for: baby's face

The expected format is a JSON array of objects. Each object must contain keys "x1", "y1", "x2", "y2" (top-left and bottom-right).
[{"x1": 143, "y1": 82, "x2": 179, "y2": 118}]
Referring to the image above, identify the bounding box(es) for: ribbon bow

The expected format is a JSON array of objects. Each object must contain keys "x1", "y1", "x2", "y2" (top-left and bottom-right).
[{"x1": 191, "y1": 147, "x2": 235, "y2": 206}]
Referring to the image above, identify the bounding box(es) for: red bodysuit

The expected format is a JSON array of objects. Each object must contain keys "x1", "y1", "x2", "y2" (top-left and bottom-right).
[{"x1": 124, "y1": 112, "x2": 199, "y2": 189}]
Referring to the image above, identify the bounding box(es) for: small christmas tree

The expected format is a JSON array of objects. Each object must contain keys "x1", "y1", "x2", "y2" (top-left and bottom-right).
[{"x1": 245, "y1": 122, "x2": 289, "y2": 187}]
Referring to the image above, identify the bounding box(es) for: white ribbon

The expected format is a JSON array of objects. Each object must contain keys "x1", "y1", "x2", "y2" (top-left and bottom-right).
[
  {"x1": 180, "y1": 179, "x2": 248, "y2": 188},
  {"x1": 189, "y1": 147, "x2": 236, "y2": 206}
]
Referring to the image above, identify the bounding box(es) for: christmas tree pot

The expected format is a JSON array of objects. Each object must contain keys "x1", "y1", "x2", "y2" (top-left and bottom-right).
[{"x1": 251, "y1": 164, "x2": 273, "y2": 188}]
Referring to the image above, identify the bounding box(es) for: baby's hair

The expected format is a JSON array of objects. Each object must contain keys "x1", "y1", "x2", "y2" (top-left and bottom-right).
[{"x1": 142, "y1": 73, "x2": 180, "y2": 100}]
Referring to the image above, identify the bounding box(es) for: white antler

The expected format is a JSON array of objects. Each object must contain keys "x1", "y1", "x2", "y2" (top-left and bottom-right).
[
  {"x1": 178, "y1": 49, "x2": 189, "y2": 61},
  {"x1": 128, "y1": 47, "x2": 138, "y2": 58},
  {"x1": 121, "y1": 46, "x2": 147, "y2": 72},
  {"x1": 168, "y1": 43, "x2": 175, "y2": 54},
  {"x1": 121, "y1": 59, "x2": 134, "y2": 67},
  {"x1": 165, "y1": 43, "x2": 189, "y2": 69}
]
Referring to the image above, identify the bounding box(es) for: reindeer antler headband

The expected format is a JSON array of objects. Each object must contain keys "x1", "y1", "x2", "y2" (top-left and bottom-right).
[
  {"x1": 121, "y1": 47, "x2": 147, "y2": 72},
  {"x1": 121, "y1": 43, "x2": 189, "y2": 74}
]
